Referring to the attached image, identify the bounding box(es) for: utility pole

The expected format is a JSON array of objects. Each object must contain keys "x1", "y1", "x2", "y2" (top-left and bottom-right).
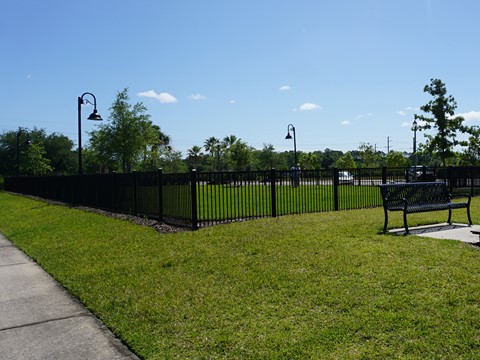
[{"x1": 387, "y1": 136, "x2": 392, "y2": 154}]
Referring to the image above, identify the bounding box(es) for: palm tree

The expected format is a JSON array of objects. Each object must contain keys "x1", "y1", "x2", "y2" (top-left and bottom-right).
[
  {"x1": 204, "y1": 137, "x2": 220, "y2": 171},
  {"x1": 222, "y1": 134, "x2": 238, "y2": 148},
  {"x1": 187, "y1": 145, "x2": 203, "y2": 169}
]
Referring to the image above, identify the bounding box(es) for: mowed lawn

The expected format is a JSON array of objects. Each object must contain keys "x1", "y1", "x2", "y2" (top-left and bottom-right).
[{"x1": 1, "y1": 191, "x2": 480, "y2": 359}]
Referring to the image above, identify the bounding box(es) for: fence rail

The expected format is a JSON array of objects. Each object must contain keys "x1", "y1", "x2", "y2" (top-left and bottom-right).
[{"x1": 5, "y1": 166, "x2": 480, "y2": 229}]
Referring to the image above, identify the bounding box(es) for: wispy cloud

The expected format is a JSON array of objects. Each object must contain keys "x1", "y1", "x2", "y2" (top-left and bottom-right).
[
  {"x1": 299, "y1": 102, "x2": 321, "y2": 111},
  {"x1": 355, "y1": 113, "x2": 373, "y2": 119},
  {"x1": 457, "y1": 111, "x2": 480, "y2": 122},
  {"x1": 397, "y1": 106, "x2": 418, "y2": 116},
  {"x1": 341, "y1": 120, "x2": 351, "y2": 126},
  {"x1": 279, "y1": 85, "x2": 291, "y2": 91},
  {"x1": 229, "y1": 100, "x2": 236, "y2": 104},
  {"x1": 188, "y1": 93, "x2": 206, "y2": 100},
  {"x1": 138, "y1": 90, "x2": 177, "y2": 103},
  {"x1": 402, "y1": 120, "x2": 426, "y2": 127}
]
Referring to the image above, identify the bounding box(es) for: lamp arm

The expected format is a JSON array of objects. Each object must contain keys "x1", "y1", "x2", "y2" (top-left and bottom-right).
[{"x1": 80, "y1": 92, "x2": 98, "y2": 107}]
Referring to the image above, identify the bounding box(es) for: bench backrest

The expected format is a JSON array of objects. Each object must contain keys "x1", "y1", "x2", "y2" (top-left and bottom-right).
[{"x1": 379, "y1": 182, "x2": 450, "y2": 208}]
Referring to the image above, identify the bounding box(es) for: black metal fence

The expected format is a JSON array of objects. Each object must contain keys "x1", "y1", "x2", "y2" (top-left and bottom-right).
[{"x1": 5, "y1": 166, "x2": 480, "y2": 229}]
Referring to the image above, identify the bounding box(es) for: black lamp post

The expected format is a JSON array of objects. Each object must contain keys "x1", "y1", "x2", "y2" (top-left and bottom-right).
[
  {"x1": 285, "y1": 123, "x2": 297, "y2": 166},
  {"x1": 413, "y1": 119, "x2": 418, "y2": 172},
  {"x1": 16, "y1": 128, "x2": 31, "y2": 176},
  {"x1": 78, "y1": 92, "x2": 102, "y2": 174}
]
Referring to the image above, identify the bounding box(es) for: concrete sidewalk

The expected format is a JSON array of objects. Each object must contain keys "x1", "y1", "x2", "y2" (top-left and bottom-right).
[
  {"x1": 389, "y1": 222, "x2": 480, "y2": 244},
  {"x1": 0, "y1": 234, "x2": 139, "y2": 360}
]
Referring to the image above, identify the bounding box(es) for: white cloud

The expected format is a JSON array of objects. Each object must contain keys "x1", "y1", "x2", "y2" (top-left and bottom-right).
[
  {"x1": 299, "y1": 102, "x2": 321, "y2": 111},
  {"x1": 402, "y1": 120, "x2": 427, "y2": 127},
  {"x1": 188, "y1": 93, "x2": 206, "y2": 100},
  {"x1": 341, "y1": 120, "x2": 351, "y2": 126},
  {"x1": 356, "y1": 113, "x2": 373, "y2": 119},
  {"x1": 137, "y1": 90, "x2": 177, "y2": 103},
  {"x1": 229, "y1": 100, "x2": 236, "y2": 104},
  {"x1": 279, "y1": 85, "x2": 291, "y2": 91},
  {"x1": 396, "y1": 111, "x2": 406, "y2": 116},
  {"x1": 458, "y1": 111, "x2": 480, "y2": 122}
]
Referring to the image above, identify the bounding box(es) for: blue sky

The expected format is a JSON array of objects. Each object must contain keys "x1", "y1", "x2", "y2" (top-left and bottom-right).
[{"x1": 2, "y1": 0, "x2": 480, "y2": 156}]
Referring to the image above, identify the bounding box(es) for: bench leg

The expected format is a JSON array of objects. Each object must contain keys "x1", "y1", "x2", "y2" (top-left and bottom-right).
[
  {"x1": 447, "y1": 209, "x2": 452, "y2": 224},
  {"x1": 383, "y1": 209, "x2": 389, "y2": 233},
  {"x1": 403, "y1": 210, "x2": 409, "y2": 234},
  {"x1": 467, "y1": 207, "x2": 473, "y2": 225}
]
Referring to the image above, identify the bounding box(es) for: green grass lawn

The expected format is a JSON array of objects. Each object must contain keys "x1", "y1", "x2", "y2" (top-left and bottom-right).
[{"x1": 1, "y1": 192, "x2": 480, "y2": 359}]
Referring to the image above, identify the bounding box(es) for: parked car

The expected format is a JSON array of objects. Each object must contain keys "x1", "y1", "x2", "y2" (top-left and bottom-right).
[
  {"x1": 338, "y1": 171, "x2": 354, "y2": 185},
  {"x1": 406, "y1": 166, "x2": 435, "y2": 182}
]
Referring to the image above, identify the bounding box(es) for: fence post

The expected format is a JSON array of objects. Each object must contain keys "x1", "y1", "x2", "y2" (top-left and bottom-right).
[
  {"x1": 382, "y1": 167, "x2": 387, "y2": 184},
  {"x1": 447, "y1": 166, "x2": 453, "y2": 193},
  {"x1": 270, "y1": 168, "x2": 277, "y2": 217},
  {"x1": 95, "y1": 172, "x2": 100, "y2": 208},
  {"x1": 333, "y1": 168, "x2": 339, "y2": 211},
  {"x1": 112, "y1": 171, "x2": 116, "y2": 212},
  {"x1": 470, "y1": 166, "x2": 474, "y2": 196},
  {"x1": 190, "y1": 169, "x2": 199, "y2": 230},
  {"x1": 158, "y1": 168, "x2": 163, "y2": 222},
  {"x1": 133, "y1": 171, "x2": 138, "y2": 215}
]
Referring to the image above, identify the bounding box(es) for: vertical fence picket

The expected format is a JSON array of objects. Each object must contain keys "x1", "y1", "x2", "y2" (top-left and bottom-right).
[
  {"x1": 158, "y1": 168, "x2": 163, "y2": 222},
  {"x1": 190, "y1": 169, "x2": 198, "y2": 230}
]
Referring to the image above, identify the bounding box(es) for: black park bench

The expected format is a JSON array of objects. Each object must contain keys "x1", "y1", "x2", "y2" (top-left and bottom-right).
[{"x1": 379, "y1": 182, "x2": 472, "y2": 234}]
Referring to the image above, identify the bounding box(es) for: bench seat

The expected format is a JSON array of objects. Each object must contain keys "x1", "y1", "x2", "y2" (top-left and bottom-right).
[{"x1": 379, "y1": 182, "x2": 472, "y2": 234}]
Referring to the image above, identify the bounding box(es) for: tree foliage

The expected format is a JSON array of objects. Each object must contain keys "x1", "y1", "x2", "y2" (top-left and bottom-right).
[
  {"x1": 336, "y1": 152, "x2": 356, "y2": 169},
  {"x1": 21, "y1": 143, "x2": 53, "y2": 175},
  {"x1": 0, "y1": 127, "x2": 73, "y2": 176},
  {"x1": 414, "y1": 78, "x2": 469, "y2": 167},
  {"x1": 386, "y1": 151, "x2": 407, "y2": 168},
  {"x1": 89, "y1": 88, "x2": 172, "y2": 173}
]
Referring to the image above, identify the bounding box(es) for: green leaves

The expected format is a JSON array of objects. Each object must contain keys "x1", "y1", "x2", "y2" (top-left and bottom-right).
[
  {"x1": 414, "y1": 79, "x2": 468, "y2": 167},
  {"x1": 89, "y1": 88, "x2": 172, "y2": 173}
]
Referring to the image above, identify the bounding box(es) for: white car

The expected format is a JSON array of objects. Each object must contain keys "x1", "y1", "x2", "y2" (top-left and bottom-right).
[{"x1": 338, "y1": 171, "x2": 354, "y2": 185}]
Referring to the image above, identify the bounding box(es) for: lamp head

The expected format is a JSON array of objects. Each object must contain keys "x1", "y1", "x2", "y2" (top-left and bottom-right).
[
  {"x1": 285, "y1": 132, "x2": 292, "y2": 140},
  {"x1": 87, "y1": 109, "x2": 103, "y2": 121}
]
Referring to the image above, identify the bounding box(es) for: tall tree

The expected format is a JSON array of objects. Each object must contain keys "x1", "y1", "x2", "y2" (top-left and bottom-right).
[
  {"x1": 0, "y1": 127, "x2": 74, "y2": 176},
  {"x1": 228, "y1": 140, "x2": 253, "y2": 171},
  {"x1": 187, "y1": 145, "x2": 204, "y2": 169},
  {"x1": 335, "y1": 152, "x2": 356, "y2": 169},
  {"x1": 43, "y1": 133, "x2": 76, "y2": 174},
  {"x1": 256, "y1": 143, "x2": 278, "y2": 170},
  {"x1": 89, "y1": 88, "x2": 170, "y2": 172},
  {"x1": 357, "y1": 143, "x2": 381, "y2": 167},
  {"x1": 21, "y1": 143, "x2": 53, "y2": 175},
  {"x1": 299, "y1": 152, "x2": 319, "y2": 170},
  {"x1": 203, "y1": 136, "x2": 221, "y2": 171},
  {"x1": 459, "y1": 126, "x2": 480, "y2": 166},
  {"x1": 414, "y1": 78, "x2": 468, "y2": 167},
  {"x1": 386, "y1": 151, "x2": 407, "y2": 168}
]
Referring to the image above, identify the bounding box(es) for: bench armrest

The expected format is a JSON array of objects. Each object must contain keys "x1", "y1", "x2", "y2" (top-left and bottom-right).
[{"x1": 450, "y1": 193, "x2": 471, "y2": 201}]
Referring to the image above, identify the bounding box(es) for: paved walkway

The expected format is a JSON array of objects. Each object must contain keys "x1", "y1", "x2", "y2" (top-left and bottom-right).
[
  {"x1": 389, "y1": 222, "x2": 480, "y2": 243},
  {"x1": 0, "y1": 234, "x2": 139, "y2": 360}
]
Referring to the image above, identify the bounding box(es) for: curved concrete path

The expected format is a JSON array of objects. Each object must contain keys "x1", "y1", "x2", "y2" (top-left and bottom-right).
[{"x1": 0, "y1": 234, "x2": 139, "y2": 360}]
